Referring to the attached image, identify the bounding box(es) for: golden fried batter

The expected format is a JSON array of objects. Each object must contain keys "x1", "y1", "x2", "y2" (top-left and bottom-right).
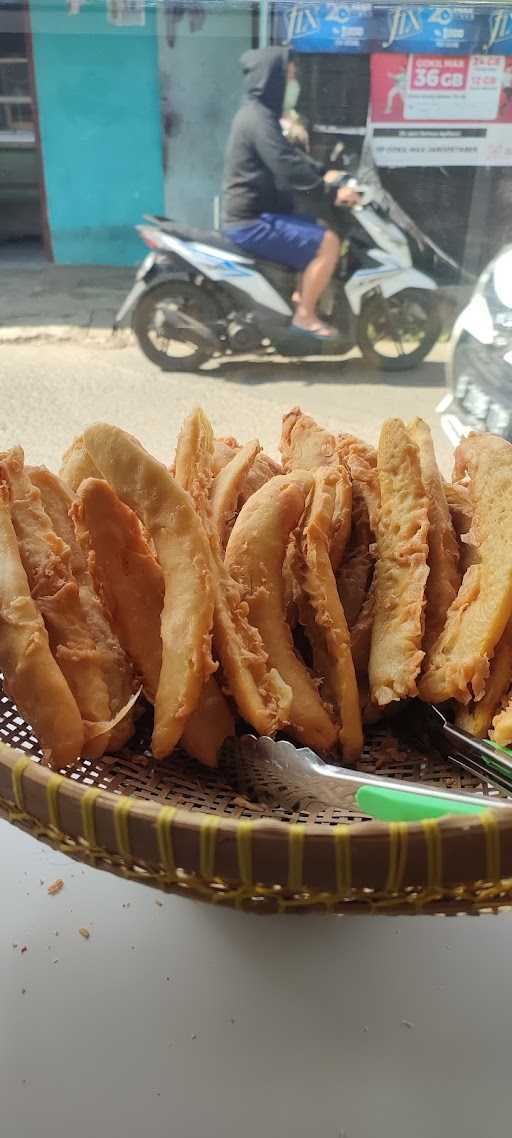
[
  {"x1": 1, "y1": 448, "x2": 113, "y2": 757},
  {"x1": 174, "y1": 408, "x2": 291, "y2": 738},
  {"x1": 178, "y1": 676, "x2": 235, "y2": 767},
  {"x1": 369, "y1": 419, "x2": 430, "y2": 706},
  {"x1": 420, "y1": 432, "x2": 512, "y2": 704},
  {"x1": 238, "y1": 452, "x2": 282, "y2": 504},
  {"x1": 212, "y1": 437, "x2": 280, "y2": 510},
  {"x1": 226, "y1": 473, "x2": 337, "y2": 752},
  {"x1": 444, "y1": 480, "x2": 474, "y2": 576},
  {"x1": 210, "y1": 440, "x2": 261, "y2": 549},
  {"x1": 337, "y1": 484, "x2": 374, "y2": 627},
  {"x1": 27, "y1": 468, "x2": 80, "y2": 572},
  {"x1": 212, "y1": 437, "x2": 240, "y2": 476},
  {"x1": 337, "y1": 434, "x2": 379, "y2": 532},
  {"x1": 444, "y1": 480, "x2": 472, "y2": 541},
  {"x1": 491, "y1": 688, "x2": 512, "y2": 746},
  {"x1": 74, "y1": 478, "x2": 164, "y2": 700},
  {"x1": 174, "y1": 408, "x2": 215, "y2": 516},
  {"x1": 60, "y1": 434, "x2": 102, "y2": 492},
  {"x1": 297, "y1": 468, "x2": 363, "y2": 760},
  {"x1": 336, "y1": 434, "x2": 379, "y2": 630},
  {"x1": 173, "y1": 411, "x2": 240, "y2": 761},
  {"x1": 320, "y1": 463, "x2": 352, "y2": 574},
  {"x1": 0, "y1": 482, "x2": 83, "y2": 768},
  {"x1": 29, "y1": 467, "x2": 136, "y2": 751},
  {"x1": 350, "y1": 580, "x2": 376, "y2": 680},
  {"x1": 456, "y1": 619, "x2": 512, "y2": 738},
  {"x1": 409, "y1": 418, "x2": 460, "y2": 653},
  {"x1": 76, "y1": 476, "x2": 230, "y2": 767},
  {"x1": 279, "y1": 408, "x2": 352, "y2": 571},
  {"x1": 82, "y1": 424, "x2": 215, "y2": 758},
  {"x1": 280, "y1": 407, "x2": 341, "y2": 473}
]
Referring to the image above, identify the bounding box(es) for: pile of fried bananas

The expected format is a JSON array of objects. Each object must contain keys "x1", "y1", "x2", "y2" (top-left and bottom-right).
[{"x1": 1, "y1": 408, "x2": 511, "y2": 772}]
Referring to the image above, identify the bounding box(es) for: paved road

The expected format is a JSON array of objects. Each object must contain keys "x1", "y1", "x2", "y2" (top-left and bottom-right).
[{"x1": 1, "y1": 340, "x2": 452, "y2": 473}]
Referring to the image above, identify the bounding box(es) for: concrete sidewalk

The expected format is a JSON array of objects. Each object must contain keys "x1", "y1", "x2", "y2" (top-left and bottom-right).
[
  {"x1": 0, "y1": 260, "x2": 470, "y2": 347},
  {"x1": 0, "y1": 262, "x2": 135, "y2": 345}
]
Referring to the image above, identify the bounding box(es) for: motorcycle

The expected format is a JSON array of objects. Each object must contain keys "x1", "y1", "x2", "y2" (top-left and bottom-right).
[{"x1": 115, "y1": 161, "x2": 442, "y2": 373}]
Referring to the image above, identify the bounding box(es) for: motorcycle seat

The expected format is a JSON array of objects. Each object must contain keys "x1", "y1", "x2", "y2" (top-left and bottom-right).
[
  {"x1": 145, "y1": 216, "x2": 250, "y2": 258},
  {"x1": 143, "y1": 215, "x2": 296, "y2": 275}
]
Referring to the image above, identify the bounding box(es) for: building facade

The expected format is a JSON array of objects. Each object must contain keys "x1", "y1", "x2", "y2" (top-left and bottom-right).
[{"x1": 2, "y1": 2, "x2": 512, "y2": 268}]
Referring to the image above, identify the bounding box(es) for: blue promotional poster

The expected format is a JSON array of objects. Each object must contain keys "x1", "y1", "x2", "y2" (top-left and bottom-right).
[
  {"x1": 278, "y1": 4, "x2": 512, "y2": 56},
  {"x1": 373, "y1": 5, "x2": 483, "y2": 54},
  {"x1": 482, "y1": 8, "x2": 512, "y2": 55},
  {"x1": 280, "y1": 2, "x2": 375, "y2": 54}
]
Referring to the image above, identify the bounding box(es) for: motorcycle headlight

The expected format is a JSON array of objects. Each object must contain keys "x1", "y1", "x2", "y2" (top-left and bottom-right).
[
  {"x1": 493, "y1": 254, "x2": 512, "y2": 309},
  {"x1": 478, "y1": 248, "x2": 512, "y2": 314},
  {"x1": 458, "y1": 294, "x2": 494, "y2": 345}
]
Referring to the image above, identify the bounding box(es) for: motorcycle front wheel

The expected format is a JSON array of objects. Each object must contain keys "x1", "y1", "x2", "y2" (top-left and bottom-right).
[
  {"x1": 356, "y1": 288, "x2": 441, "y2": 372},
  {"x1": 132, "y1": 282, "x2": 219, "y2": 372}
]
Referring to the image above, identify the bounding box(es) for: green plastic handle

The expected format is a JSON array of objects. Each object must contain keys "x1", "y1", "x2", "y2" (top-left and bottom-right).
[{"x1": 356, "y1": 785, "x2": 487, "y2": 822}]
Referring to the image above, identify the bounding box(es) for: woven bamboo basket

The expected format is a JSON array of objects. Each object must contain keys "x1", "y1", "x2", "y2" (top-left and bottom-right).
[{"x1": 1, "y1": 684, "x2": 512, "y2": 915}]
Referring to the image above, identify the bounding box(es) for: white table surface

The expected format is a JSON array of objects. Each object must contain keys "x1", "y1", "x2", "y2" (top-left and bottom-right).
[{"x1": 1, "y1": 818, "x2": 511, "y2": 1138}]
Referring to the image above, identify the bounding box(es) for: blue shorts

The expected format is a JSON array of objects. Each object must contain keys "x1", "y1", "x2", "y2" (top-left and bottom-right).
[{"x1": 224, "y1": 213, "x2": 326, "y2": 272}]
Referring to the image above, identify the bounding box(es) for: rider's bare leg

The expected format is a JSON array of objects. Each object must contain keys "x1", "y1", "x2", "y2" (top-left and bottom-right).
[
  {"x1": 292, "y1": 273, "x2": 303, "y2": 306},
  {"x1": 292, "y1": 231, "x2": 340, "y2": 335}
]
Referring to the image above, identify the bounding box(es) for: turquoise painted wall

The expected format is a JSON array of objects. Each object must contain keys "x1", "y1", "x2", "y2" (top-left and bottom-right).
[{"x1": 29, "y1": 1, "x2": 164, "y2": 265}]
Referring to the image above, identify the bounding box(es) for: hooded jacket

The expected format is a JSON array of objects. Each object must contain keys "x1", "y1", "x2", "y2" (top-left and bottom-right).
[{"x1": 222, "y1": 46, "x2": 328, "y2": 226}]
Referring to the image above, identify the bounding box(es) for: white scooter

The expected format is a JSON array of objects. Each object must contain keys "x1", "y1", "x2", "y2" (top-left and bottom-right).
[{"x1": 116, "y1": 165, "x2": 441, "y2": 372}]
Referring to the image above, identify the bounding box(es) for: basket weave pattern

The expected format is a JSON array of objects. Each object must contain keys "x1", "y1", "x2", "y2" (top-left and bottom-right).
[{"x1": 1, "y1": 688, "x2": 512, "y2": 914}]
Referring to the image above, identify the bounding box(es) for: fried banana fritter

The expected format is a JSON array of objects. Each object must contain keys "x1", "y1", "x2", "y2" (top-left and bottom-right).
[
  {"x1": 30, "y1": 466, "x2": 136, "y2": 751},
  {"x1": 59, "y1": 434, "x2": 102, "y2": 492},
  {"x1": 279, "y1": 408, "x2": 352, "y2": 570},
  {"x1": 175, "y1": 409, "x2": 291, "y2": 739},
  {"x1": 210, "y1": 440, "x2": 261, "y2": 549},
  {"x1": 1, "y1": 447, "x2": 113, "y2": 757},
  {"x1": 420, "y1": 432, "x2": 512, "y2": 704},
  {"x1": 83, "y1": 424, "x2": 215, "y2": 758},
  {"x1": 409, "y1": 418, "x2": 460, "y2": 653},
  {"x1": 336, "y1": 436, "x2": 379, "y2": 629},
  {"x1": 0, "y1": 482, "x2": 83, "y2": 767},
  {"x1": 369, "y1": 419, "x2": 430, "y2": 706},
  {"x1": 297, "y1": 468, "x2": 363, "y2": 760},
  {"x1": 456, "y1": 619, "x2": 512, "y2": 739},
  {"x1": 226, "y1": 473, "x2": 337, "y2": 752}
]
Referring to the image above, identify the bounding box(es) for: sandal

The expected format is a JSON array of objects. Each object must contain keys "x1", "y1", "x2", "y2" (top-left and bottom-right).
[{"x1": 290, "y1": 321, "x2": 339, "y2": 341}]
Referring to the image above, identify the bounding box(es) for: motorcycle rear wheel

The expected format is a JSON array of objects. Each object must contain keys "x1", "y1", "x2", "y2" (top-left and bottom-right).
[
  {"x1": 132, "y1": 282, "x2": 218, "y2": 372},
  {"x1": 356, "y1": 288, "x2": 441, "y2": 372}
]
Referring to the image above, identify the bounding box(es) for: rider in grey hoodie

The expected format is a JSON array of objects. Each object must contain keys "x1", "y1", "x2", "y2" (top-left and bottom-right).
[
  {"x1": 222, "y1": 47, "x2": 359, "y2": 337},
  {"x1": 222, "y1": 46, "x2": 330, "y2": 223}
]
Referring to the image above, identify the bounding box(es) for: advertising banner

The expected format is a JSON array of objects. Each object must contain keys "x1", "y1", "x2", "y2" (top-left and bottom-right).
[
  {"x1": 369, "y1": 51, "x2": 512, "y2": 165},
  {"x1": 279, "y1": 3, "x2": 375, "y2": 54},
  {"x1": 372, "y1": 4, "x2": 483, "y2": 55},
  {"x1": 482, "y1": 8, "x2": 512, "y2": 55},
  {"x1": 278, "y1": 4, "x2": 512, "y2": 56}
]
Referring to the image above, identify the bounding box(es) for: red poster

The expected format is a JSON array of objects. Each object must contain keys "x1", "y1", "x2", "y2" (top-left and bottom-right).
[{"x1": 370, "y1": 52, "x2": 512, "y2": 166}]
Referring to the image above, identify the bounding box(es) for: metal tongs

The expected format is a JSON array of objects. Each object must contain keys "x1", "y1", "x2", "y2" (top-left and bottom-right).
[
  {"x1": 419, "y1": 703, "x2": 512, "y2": 796},
  {"x1": 238, "y1": 704, "x2": 512, "y2": 822}
]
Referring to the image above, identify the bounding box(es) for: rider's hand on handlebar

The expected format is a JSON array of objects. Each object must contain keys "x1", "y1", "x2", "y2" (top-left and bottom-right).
[
  {"x1": 323, "y1": 169, "x2": 343, "y2": 185},
  {"x1": 335, "y1": 185, "x2": 362, "y2": 208}
]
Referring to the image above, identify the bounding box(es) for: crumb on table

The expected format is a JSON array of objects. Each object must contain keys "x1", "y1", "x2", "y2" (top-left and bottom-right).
[{"x1": 47, "y1": 879, "x2": 64, "y2": 896}]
